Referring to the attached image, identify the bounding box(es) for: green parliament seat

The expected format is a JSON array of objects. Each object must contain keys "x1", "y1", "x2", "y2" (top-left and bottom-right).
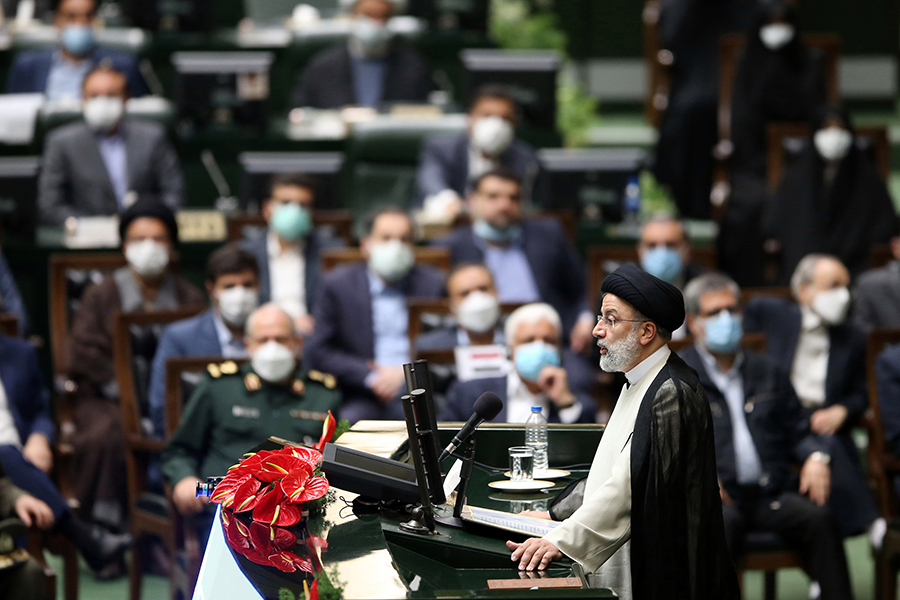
[{"x1": 343, "y1": 114, "x2": 467, "y2": 216}]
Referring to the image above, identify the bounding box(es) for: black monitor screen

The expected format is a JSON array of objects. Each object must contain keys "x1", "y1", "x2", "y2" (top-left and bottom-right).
[
  {"x1": 321, "y1": 443, "x2": 420, "y2": 504},
  {"x1": 538, "y1": 148, "x2": 647, "y2": 221},
  {"x1": 238, "y1": 152, "x2": 345, "y2": 211},
  {"x1": 0, "y1": 157, "x2": 39, "y2": 241},
  {"x1": 462, "y1": 49, "x2": 560, "y2": 131}
]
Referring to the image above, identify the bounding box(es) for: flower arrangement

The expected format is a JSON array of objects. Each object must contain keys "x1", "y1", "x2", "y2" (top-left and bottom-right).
[{"x1": 210, "y1": 412, "x2": 342, "y2": 599}]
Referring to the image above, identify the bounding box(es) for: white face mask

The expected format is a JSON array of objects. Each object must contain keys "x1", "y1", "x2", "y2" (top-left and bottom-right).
[
  {"x1": 217, "y1": 286, "x2": 259, "y2": 327},
  {"x1": 349, "y1": 16, "x2": 393, "y2": 58},
  {"x1": 811, "y1": 286, "x2": 850, "y2": 325},
  {"x1": 759, "y1": 23, "x2": 795, "y2": 50},
  {"x1": 125, "y1": 239, "x2": 170, "y2": 279},
  {"x1": 456, "y1": 291, "x2": 500, "y2": 334},
  {"x1": 814, "y1": 127, "x2": 853, "y2": 162},
  {"x1": 83, "y1": 96, "x2": 125, "y2": 133},
  {"x1": 471, "y1": 116, "x2": 514, "y2": 157},
  {"x1": 368, "y1": 239, "x2": 415, "y2": 282},
  {"x1": 251, "y1": 340, "x2": 296, "y2": 383}
]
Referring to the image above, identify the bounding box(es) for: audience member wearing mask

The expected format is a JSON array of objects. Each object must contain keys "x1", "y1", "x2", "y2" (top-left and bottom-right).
[
  {"x1": 678, "y1": 273, "x2": 855, "y2": 598},
  {"x1": 415, "y1": 84, "x2": 546, "y2": 223},
  {"x1": 291, "y1": 0, "x2": 431, "y2": 109},
  {"x1": 240, "y1": 173, "x2": 344, "y2": 337},
  {"x1": 5, "y1": 0, "x2": 148, "y2": 99},
  {"x1": 763, "y1": 106, "x2": 898, "y2": 284},
  {"x1": 852, "y1": 230, "x2": 900, "y2": 331},
  {"x1": 38, "y1": 66, "x2": 185, "y2": 227},
  {"x1": 636, "y1": 216, "x2": 704, "y2": 291},
  {"x1": 415, "y1": 263, "x2": 502, "y2": 353},
  {"x1": 745, "y1": 254, "x2": 885, "y2": 541},
  {"x1": 163, "y1": 304, "x2": 341, "y2": 549},
  {"x1": 435, "y1": 168, "x2": 591, "y2": 349},
  {"x1": 148, "y1": 243, "x2": 260, "y2": 439},
  {"x1": 719, "y1": 1, "x2": 828, "y2": 288},
  {"x1": 67, "y1": 200, "x2": 205, "y2": 534},
  {"x1": 307, "y1": 207, "x2": 444, "y2": 423},
  {"x1": 442, "y1": 303, "x2": 595, "y2": 424}
]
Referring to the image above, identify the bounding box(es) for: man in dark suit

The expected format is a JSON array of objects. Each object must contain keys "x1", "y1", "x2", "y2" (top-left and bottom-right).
[
  {"x1": 0, "y1": 335, "x2": 132, "y2": 577},
  {"x1": 148, "y1": 243, "x2": 260, "y2": 438},
  {"x1": 291, "y1": 0, "x2": 431, "y2": 109},
  {"x1": 852, "y1": 234, "x2": 900, "y2": 331},
  {"x1": 745, "y1": 253, "x2": 883, "y2": 539},
  {"x1": 434, "y1": 168, "x2": 592, "y2": 347},
  {"x1": 240, "y1": 174, "x2": 344, "y2": 337},
  {"x1": 38, "y1": 66, "x2": 184, "y2": 226},
  {"x1": 442, "y1": 303, "x2": 595, "y2": 424},
  {"x1": 307, "y1": 207, "x2": 444, "y2": 422},
  {"x1": 679, "y1": 272, "x2": 853, "y2": 599},
  {"x1": 5, "y1": 0, "x2": 148, "y2": 99},
  {"x1": 415, "y1": 84, "x2": 545, "y2": 222}
]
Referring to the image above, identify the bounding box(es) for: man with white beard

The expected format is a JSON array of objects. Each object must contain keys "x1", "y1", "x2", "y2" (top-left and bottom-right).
[{"x1": 506, "y1": 264, "x2": 739, "y2": 600}]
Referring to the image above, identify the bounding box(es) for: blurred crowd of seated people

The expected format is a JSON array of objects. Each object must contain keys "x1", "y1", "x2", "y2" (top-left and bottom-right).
[{"x1": 0, "y1": 0, "x2": 899, "y2": 597}]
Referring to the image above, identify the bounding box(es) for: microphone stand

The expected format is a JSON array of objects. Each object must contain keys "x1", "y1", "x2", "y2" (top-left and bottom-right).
[
  {"x1": 453, "y1": 438, "x2": 477, "y2": 520},
  {"x1": 399, "y1": 391, "x2": 438, "y2": 534}
]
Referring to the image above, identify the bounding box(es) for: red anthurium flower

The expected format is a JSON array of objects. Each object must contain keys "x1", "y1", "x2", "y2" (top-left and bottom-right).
[
  {"x1": 231, "y1": 478, "x2": 264, "y2": 513},
  {"x1": 287, "y1": 445, "x2": 323, "y2": 466},
  {"x1": 313, "y1": 412, "x2": 336, "y2": 452},
  {"x1": 211, "y1": 472, "x2": 258, "y2": 508},
  {"x1": 308, "y1": 578, "x2": 319, "y2": 600},
  {"x1": 230, "y1": 449, "x2": 276, "y2": 476},
  {"x1": 248, "y1": 521, "x2": 297, "y2": 557},
  {"x1": 268, "y1": 551, "x2": 314, "y2": 574},
  {"x1": 280, "y1": 470, "x2": 329, "y2": 504},
  {"x1": 257, "y1": 454, "x2": 308, "y2": 483},
  {"x1": 252, "y1": 487, "x2": 303, "y2": 527}
]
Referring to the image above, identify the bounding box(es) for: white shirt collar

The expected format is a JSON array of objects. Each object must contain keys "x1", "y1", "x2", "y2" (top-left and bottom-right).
[
  {"x1": 623, "y1": 344, "x2": 671, "y2": 387},
  {"x1": 800, "y1": 305, "x2": 825, "y2": 331},
  {"x1": 694, "y1": 343, "x2": 743, "y2": 379},
  {"x1": 211, "y1": 310, "x2": 239, "y2": 349},
  {"x1": 266, "y1": 229, "x2": 304, "y2": 259}
]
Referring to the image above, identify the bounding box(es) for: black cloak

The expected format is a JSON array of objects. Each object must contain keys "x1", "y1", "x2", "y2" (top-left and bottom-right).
[
  {"x1": 763, "y1": 106, "x2": 899, "y2": 283},
  {"x1": 551, "y1": 352, "x2": 740, "y2": 600}
]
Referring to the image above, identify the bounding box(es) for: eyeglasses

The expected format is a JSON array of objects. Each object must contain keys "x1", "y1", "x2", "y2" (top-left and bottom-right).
[
  {"x1": 698, "y1": 306, "x2": 742, "y2": 319},
  {"x1": 595, "y1": 314, "x2": 649, "y2": 329}
]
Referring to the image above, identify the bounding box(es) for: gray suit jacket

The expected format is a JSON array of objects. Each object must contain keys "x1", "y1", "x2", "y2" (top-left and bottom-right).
[
  {"x1": 852, "y1": 261, "x2": 900, "y2": 331},
  {"x1": 38, "y1": 120, "x2": 185, "y2": 226}
]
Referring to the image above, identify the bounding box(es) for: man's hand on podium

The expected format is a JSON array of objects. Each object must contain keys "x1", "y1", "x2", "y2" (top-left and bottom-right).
[{"x1": 507, "y1": 538, "x2": 563, "y2": 571}]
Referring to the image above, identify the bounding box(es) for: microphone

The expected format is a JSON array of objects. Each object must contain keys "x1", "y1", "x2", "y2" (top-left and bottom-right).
[{"x1": 439, "y1": 392, "x2": 503, "y2": 461}]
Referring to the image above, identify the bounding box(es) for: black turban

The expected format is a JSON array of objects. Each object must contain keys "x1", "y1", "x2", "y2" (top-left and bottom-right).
[
  {"x1": 118, "y1": 198, "x2": 178, "y2": 245},
  {"x1": 601, "y1": 263, "x2": 685, "y2": 332}
]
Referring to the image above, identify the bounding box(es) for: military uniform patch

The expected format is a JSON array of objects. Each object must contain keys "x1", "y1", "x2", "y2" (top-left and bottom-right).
[{"x1": 245, "y1": 373, "x2": 261, "y2": 391}]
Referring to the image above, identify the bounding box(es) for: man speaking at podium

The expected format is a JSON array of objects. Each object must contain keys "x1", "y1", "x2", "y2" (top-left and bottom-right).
[{"x1": 507, "y1": 264, "x2": 739, "y2": 599}]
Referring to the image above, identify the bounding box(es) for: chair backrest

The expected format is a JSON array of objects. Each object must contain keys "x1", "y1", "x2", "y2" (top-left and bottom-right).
[
  {"x1": 717, "y1": 33, "x2": 840, "y2": 146},
  {"x1": 407, "y1": 298, "x2": 525, "y2": 350},
  {"x1": 112, "y1": 306, "x2": 206, "y2": 504},
  {"x1": 226, "y1": 210, "x2": 355, "y2": 245},
  {"x1": 739, "y1": 286, "x2": 793, "y2": 306},
  {"x1": 586, "y1": 245, "x2": 717, "y2": 306},
  {"x1": 864, "y1": 328, "x2": 900, "y2": 518},
  {"x1": 767, "y1": 123, "x2": 890, "y2": 192},
  {"x1": 668, "y1": 332, "x2": 766, "y2": 354},
  {"x1": 414, "y1": 348, "x2": 456, "y2": 365},
  {"x1": 0, "y1": 313, "x2": 19, "y2": 338},
  {"x1": 321, "y1": 247, "x2": 451, "y2": 273},
  {"x1": 49, "y1": 253, "x2": 128, "y2": 379},
  {"x1": 164, "y1": 356, "x2": 248, "y2": 438}
]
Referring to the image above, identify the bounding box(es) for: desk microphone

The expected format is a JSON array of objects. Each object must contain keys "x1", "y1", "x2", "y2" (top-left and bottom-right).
[{"x1": 439, "y1": 392, "x2": 503, "y2": 461}]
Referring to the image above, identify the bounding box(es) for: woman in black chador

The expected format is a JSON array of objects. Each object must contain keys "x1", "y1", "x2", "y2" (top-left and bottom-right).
[
  {"x1": 763, "y1": 105, "x2": 898, "y2": 284},
  {"x1": 719, "y1": 0, "x2": 828, "y2": 286}
]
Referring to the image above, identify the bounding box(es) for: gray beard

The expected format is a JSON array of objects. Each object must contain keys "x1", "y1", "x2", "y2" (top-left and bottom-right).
[{"x1": 599, "y1": 328, "x2": 642, "y2": 373}]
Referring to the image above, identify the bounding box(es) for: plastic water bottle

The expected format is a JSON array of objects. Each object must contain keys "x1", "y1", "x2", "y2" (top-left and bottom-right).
[
  {"x1": 525, "y1": 406, "x2": 549, "y2": 473},
  {"x1": 621, "y1": 175, "x2": 642, "y2": 236}
]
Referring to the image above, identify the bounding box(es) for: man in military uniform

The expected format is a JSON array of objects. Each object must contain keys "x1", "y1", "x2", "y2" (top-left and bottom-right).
[
  {"x1": 162, "y1": 303, "x2": 341, "y2": 545},
  {"x1": 0, "y1": 463, "x2": 55, "y2": 600}
]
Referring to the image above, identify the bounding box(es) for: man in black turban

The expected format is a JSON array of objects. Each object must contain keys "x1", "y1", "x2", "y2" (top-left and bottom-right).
[{"x1": 508, "y1": 264, "x2": 739, "y2": 600}]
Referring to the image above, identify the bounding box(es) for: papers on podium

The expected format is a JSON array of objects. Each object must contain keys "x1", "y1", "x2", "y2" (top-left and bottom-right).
[{"x1": 460, "y1": 505, "x2": 560, "y2": 537}]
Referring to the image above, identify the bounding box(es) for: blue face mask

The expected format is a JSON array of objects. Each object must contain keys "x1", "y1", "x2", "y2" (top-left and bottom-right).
[
  {"x1": 269, "y1": 203, "x2": 312, "y2": 242},
  {"x1": 473, "y1": 219, "x2": 521, "y2": 245},
  {"x1": 640, "y1": 246, "x2": 684, "y2": 283},
  {"x1": 60, "y1": 25, "x2": 95, "y2": 57},
  {"x1": 514, "y1": 341, "x2": 561, "y2": 382},
  {"x1": 703, "y1": 311, "x2": 743, "y2": 355}
]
